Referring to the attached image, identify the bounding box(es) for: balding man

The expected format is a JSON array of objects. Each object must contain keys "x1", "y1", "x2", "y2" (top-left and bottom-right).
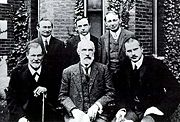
[
  {"x1": 58, "y1": 41, "x2": 115, "y2": 122},
  {"x1": 7, "y1": 42, "x2": 47, "y2": 122}
]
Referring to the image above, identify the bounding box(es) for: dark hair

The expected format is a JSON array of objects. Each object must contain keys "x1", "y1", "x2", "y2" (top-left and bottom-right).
[
  {"x1": 104, "y1": 11, "x2": 121, "y2": 22},
  {"x1": 26, "y1": 42, "x2": 44, "y2": 55},
  {"x1": 36, "y1": 18, "x2": 53, "y2": 28},
  {"x1": 75, "y1": 16, "x2": 90, "y2": 25}
]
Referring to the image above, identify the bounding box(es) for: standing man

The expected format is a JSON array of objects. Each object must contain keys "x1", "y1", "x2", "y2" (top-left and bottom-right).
[
  {"x1": 114, "y1": 37, "x2": 180, "y2": 122},
  {"x1": 98, "y1": 11, "x2": 134, "y2": 87},
  {"x1": 59, "y1": 41, "x2": 115, "y2": 122},
  {"x1": 7, "y1": 42, "x2": 47, "y2": 122},
  {"x1": 66, "y1": 17, "x2": 99, "y2": 65},
  {"x1": 32, "y1": 18, "x2": 66, "y2": 121}
]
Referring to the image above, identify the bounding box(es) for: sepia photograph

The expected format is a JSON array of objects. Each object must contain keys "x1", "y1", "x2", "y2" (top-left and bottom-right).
[{"x1": 0, "y1": 0, "x2": 180, "y2": 122}]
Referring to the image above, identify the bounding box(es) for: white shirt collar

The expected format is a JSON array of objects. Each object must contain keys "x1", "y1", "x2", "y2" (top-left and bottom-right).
[
  {"x1": 131, "y1": 55, "x2": 144, "y2": 70},
  {"x1": 28, "y1": 64, "x2": 42, "y2": 76},
  {"x1": 80, "y1": 33, "x2": 90, "y2": 41},
  {"x1": 110, "y1": 27, "x2": 121, "y2": 40},
  {"x1": 82, "y1": 66, "x2": 91, "y2": 75},
  {"x1": 41, "y1": 35, "x2": 51, "y2": 45}
]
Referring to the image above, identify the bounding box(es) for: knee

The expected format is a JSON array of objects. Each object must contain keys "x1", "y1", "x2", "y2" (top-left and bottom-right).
[
  {"x1": 125, "y1": 111, "x2": 138, "y2": 122},
  {"x1": 141, "y1": 116, "x2": 155, "y2": 122}
]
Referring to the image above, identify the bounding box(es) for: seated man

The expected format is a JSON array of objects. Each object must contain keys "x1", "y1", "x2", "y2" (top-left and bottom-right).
[
  {"x1": 58, "y1": 41, "x2": 115, "y2": 122},
  {"x1": 114, "y1": 37, "x2": 180, "y2": 122},
  {"x1": 7, "y1": 42, "x2": 48, "y2": 122}
]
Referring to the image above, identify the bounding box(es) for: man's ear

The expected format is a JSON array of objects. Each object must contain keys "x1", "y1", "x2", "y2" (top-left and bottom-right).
[
  {"x1": 105, "y1": 22, "x2": 109, "y2": 30},
  {"x1": 140, "y1": 45, "x2": 143, "y2": 49},
  {"x1": 26, "y1": 54, "x2": 29, "y2": 60},
  {"x1": 118, "y1": 18, "x2": 122, "y2": 25},
  {"x1": 77, "y1": 49, "x2": 80, "y2": 55},
  {"x1": 36, "y1": 26, "x2": 39, "y2": 31},
  {"x1": 89, "y1": 23, "x2": 91, "y2": 28}
]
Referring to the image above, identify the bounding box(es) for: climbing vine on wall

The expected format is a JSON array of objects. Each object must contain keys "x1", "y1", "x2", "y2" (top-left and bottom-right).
[
  {"x1": 107, "y1": 0, "x2": 134, "y2": 29},
  {"x1": 163, "y1": 0, "x2": 180, "y2": 82},
  {"x1": 74, "y1": 0, "x2": 84, "y2": 22},
  {"x1": 7, "y1": 2, "x2": 29, "y2": 75},
  {"x1": 74, "y1": 0, "x2": 134, "y2": 29}
]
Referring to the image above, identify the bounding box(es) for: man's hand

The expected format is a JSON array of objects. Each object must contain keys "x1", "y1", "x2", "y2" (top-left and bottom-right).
[
  {"x1": 33, "y1": 86, "x2": 47, "y2": 97},
  {"x1": 18, "y1": 117, "x2": 29, "y2": 122},
  {"x1": 87, "y1": 104, "x2": 99, "y2": 121},
  {"x1": 71, "y1": 109, "x2": 86, "y2": 119},
  {"x1": 115, "y1": 108, "x2": 126, "y2": 122}
]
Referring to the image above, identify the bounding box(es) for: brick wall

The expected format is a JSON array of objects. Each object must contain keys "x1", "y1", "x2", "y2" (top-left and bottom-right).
[
  {"x1": 0, "y1": 0, "x2": 154, "y2": 55},
  {"x1": 39, "y1": 0, "x2": 76, "y2": 42},
  {"x1": 0, "y1": 0, "x2": 25, "y2": 55},
  {"x1": 135, "y1": 0, "x2": 153, "y2": 55},
  {"x1": 25, "y1": 0, "x2": 38, "y2": 40}
]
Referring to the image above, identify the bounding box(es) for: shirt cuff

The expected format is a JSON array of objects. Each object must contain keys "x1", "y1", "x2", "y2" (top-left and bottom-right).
[
  {"x1": 95, "y1": 102, "x2": 103, "y2": 114},
  {"x1": 144, "y1": 106, "x2": 164, "y2": 117}
]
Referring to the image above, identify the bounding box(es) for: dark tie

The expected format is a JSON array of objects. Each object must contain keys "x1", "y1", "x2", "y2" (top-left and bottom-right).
[
  {"x1": 44, "y1": 39, "x2": 49, "y2": 52},
  {"x1": 33, "y1": 72, "x2": 38, "y2": 77},
  {"x1": 134, "y1": 64, "x2": 137, "y2": 71},
  {"x1": 33, "y1": 72, "x2": 39, "y2": 81},
  {"x1": 85, "y1": 67, "x2": 90, "y2": 82}
]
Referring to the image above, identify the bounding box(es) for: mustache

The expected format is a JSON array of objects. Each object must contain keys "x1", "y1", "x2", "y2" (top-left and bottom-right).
[
  {"x1": 32, "y1": 61, "x2": 41, "y2": 63},
  {"x1": 84, "y1": 56, "x2": 91, "y2": 59},
  {"x1": 131, "y1": 55, "x2": 138, "y2": 59}
]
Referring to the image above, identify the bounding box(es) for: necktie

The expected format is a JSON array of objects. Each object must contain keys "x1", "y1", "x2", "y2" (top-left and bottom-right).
[
  {"x1": 85, "y1": 67, "x2": 90, "y2": 82},
  {"x1": 44, "y1": 39, "x2": 49, "y2": 52},
  {"x1": 134, "y1": 64, "x2": 137, "y2": 71},
  {"x1": 33, "y1": 72, "x2": 39, "y2": 82}
]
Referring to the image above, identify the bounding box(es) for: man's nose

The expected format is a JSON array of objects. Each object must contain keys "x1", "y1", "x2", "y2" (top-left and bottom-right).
[
  {"x1": 131, "y1": 51, "x2": 136, "y2": 55},
  {"x1": 34, "y1": 56, "x2": 39, "y2": 60},
  {"x1": 85, "y1": 51, "x2": 90, "y2": 55},
  {"x1": 82, "y1": 28, "x2": 85, "y2": 31},
  {"x1": 45, "y1": 27, "x2": 51, "y2": 31}
]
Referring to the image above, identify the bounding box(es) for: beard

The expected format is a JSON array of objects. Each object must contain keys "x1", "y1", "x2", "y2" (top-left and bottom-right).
[{"x1": 81, "y1": 56, "x2": 94, "y2": 67}]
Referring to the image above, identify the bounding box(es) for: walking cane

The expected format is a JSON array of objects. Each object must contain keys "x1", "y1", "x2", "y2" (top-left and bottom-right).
[{"x1": 42, "y1": 93, "x2": 45, "y2": 122}]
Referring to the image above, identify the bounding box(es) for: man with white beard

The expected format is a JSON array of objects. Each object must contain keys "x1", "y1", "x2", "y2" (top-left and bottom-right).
[{"x1": 59, "y1": 41, "x2": 115, "y2": 122}]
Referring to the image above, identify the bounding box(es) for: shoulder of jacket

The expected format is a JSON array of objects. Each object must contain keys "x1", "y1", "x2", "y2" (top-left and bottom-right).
[
  {"x1": 11, "y1": 64, "x2": 27, "y2": 75},
  {"x1": 94, "y1": 62, "x2": 108, "y2": 70},
  {"x1": 63, "y1": 63, "x2": 78, "y2": 72},
  {"x1": 122, "y1": 28, "x2": 134, "y2": 34},
  {"x1": 100, "y1": 31, "x2": 110, "y2": 38}
]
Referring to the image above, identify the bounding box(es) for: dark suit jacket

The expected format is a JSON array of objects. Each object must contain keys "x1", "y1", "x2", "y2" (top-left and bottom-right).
[
  {"x1": 7, "y1": 64, "x2": 47, "y2": 122},
  {"x1": 98, "y1": 29, "x2": 134, "y2": 70},
  {"x1": 59, "y1": 62, "x2": 115, "y2": 119},
  {"x1": 66, "y1": 35, "x2": 99, "y2": 66},
  {"x1": 116, "y1": 56, "x2": 180, "y2": 121},
  {"x1": 32, "y1": 36, "x2": 67, "y2": 108}
]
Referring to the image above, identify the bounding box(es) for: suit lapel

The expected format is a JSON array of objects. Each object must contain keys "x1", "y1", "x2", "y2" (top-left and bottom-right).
[
  {"x1": 38, "y1": 36, "x2": 46, "y2": 53},
  {"x1": 104, "y1": 31, "x2": 110, "y2": 62},
  {"x1": 22, "y1": 66, "x2": 36, "y2": 88},
  {"x1": 89, "y1": 63, "x2": 98, "y2": 93},
  {"x1": 48, "y1": 36, "x2": 57, "y2": 53},
  {"x1": 75, "y1": 36, "x2": 81, "y2": 46},
  {"x1": 139, "y1": 58, "x2": 147, "y2": 82},
  {"x1": 125, "y1": 61, "x2": 132, "y2": 88},
  {"x1": 118, "y1": 29, "x2": 126, "y2": 55},
  {"x1": 71, "y1": 63, "x2": 83, "y2": 97}
]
